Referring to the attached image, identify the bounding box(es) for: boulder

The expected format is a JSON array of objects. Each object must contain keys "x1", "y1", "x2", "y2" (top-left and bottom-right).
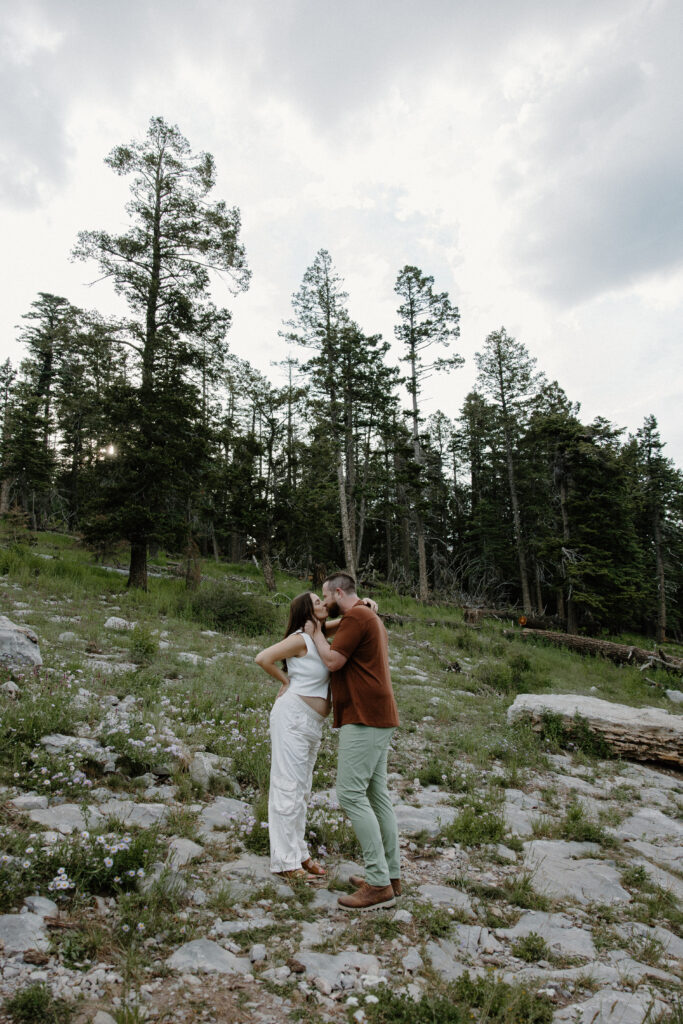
[
  {"x1": 425, "y1": 939, "x2": 469, "y2": 982},
  {"x1": 167, "y1": 837, "x2": 204, "y2": 869},
  {"x1": 167, "y1": 938, "x2": 251, "y2": 974},
  {"x1": 295, "y1": 950, "x2": 380, "y2": 991},
  {"x1": 508, "y1": 693, "x2": 683, "y2": 767},
  {"x1": 0, "y1": 912, "x2": 49, "y2": 953},
  {"x1": 104, "y1": 617, "x2": 136, "y2": 630},
  {"x1": 0, "y1": 616, "x2": 42, "y2": 668}
]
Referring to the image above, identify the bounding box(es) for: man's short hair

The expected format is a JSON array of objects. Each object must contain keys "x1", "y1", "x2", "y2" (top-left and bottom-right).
[{"x1": 324, "y1": 571, "x2": 356, "y2": 594}]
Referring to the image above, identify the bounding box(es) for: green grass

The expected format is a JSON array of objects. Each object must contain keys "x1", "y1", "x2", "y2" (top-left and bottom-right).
[
  {"x1": 363, "y1": 972, "x2": 553, "y2": 1024},
  {"x1": 3, "y1": 983, "x2": 73, "y2": 1024}
]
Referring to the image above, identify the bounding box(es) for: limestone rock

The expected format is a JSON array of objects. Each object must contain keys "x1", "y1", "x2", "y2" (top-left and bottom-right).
[
  {"x1": 507, "y1": 693, "x2": 683, "y2": 767},
  {"x1": 295, "y1": 950, "x2": 380, "y2": 991},
  {"x1": 0, "y1": 912, "x2": 49, "y2": 953},
  {"x1": 93, "y1": 1013, "x2": 118, "y2": 1024},
  {"x1": 666, "y1": 688, "x2": 683, "y2": 704},
  {"x1": 416, "y1": 883, "x2": 475, "y2": 918},
  {"x1": 425, "y1": 939, "x2": 469, "y2": 982},
  {"x1": 402, "y1": 947, "x2": 423, "y2": 972},
  {"x1": 198, "y1": 795, "x2": 252, "y2": 838},
  {"x1": 39, "y1": 734, "x2": 117, "y2": 771},
  {"x1": 393, "y1": 802, "x2": 458, "y2": 836},
  {"x1": 104, "y1": 616, "x2": 136, "y2": 630},
  {"x1": 29, "y1": 802, "x2": 104, "y2": 834},
  {"x1": 0, "y1": 616, "x2": 42, "y2": 668},
  {"x1": 11, "y1": 793, "x2": 48, "y2": 811},
  {"x1": 97, "y1": 799, "x2": 167, "y2": 828},
  {"x1": 167, "y1": 938, "x2": 251, "y2": 974},
  {"x1": 23, "y1": 895, "x2": 58, "y2": 918},
  {"x1": 1, "y1": 680, "x2": 20, "y2": 697},
  {"x1": 613, "y1": 808, "x2": 683, "y2": 842},
  {"x1": 167, "y1": 837, "x2": 204, "y2": 869},
  {"x1": 523, "y1": 840, "x2": 631, "y2": 905},
  {"x1": 451, "y1": 924, "x2": 504, "y2": 956},
  {"x1": 554, "y1": 988, "x2": 667, "y2": 1024},
  {"x1": 189, "y1": 751, "x2": 233, "y2": 790},
  {"x1": 497, "y1": 912, "x2": 595, "y2": 958}
]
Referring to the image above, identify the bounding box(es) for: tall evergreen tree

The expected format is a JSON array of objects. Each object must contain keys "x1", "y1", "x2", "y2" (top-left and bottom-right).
[
  {"x1": 73, "y1": 116, "x2": 249, "y2": 588},
  {"x1": 475, "y1": 327, "x2": 544, "y2": 614},
  {"x1": 394, "y1": 265, "x2": 462, "y2": 600}
]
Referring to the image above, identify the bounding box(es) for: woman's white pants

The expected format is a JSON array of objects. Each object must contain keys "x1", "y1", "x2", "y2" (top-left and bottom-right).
[{"x1": 268, "y1": 688, "x2": 324, "y2": 872}]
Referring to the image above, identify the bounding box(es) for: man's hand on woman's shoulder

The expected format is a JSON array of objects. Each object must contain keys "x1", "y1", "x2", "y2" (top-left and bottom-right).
[{"x1": 361, "y1": 598, "x2": 378, "y2": 614}]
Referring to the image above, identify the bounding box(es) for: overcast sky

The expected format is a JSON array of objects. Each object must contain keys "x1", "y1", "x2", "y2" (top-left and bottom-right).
[{"x1": 1, "y1": 0, "x2": 681, "y2": 463}]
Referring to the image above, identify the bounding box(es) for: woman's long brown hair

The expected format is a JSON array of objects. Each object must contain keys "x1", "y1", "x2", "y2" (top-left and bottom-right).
[{"x1": 282, "y1": 592, "x2": 326, "y2": 670}]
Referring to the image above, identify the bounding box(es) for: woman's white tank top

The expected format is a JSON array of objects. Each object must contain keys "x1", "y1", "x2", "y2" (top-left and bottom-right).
[{"x1": 287, "y1": 630, "x2": 330, "y2": 699}]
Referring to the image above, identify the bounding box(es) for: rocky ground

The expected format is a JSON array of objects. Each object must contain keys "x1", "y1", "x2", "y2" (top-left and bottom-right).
[{"x1": 0, "y1": 547, "x2": 682, "y2": 1024}]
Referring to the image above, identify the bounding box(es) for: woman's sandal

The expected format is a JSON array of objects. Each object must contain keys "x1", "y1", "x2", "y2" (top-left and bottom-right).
[
  {"x1": 301, "y1": 858, "x2": 326, "y2": 877},
  {"x1": 274, "y1": 867, "x2": 322, "y2": 883}
]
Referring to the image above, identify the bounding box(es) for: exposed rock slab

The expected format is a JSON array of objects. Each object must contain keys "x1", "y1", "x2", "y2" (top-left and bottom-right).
[
  {"x1": 554, "y1": 988, "x2": 667, "y2": 1024},
  {"x1": 29, "y1": 802, "x2": 104, "y2": 834},
  {"x1": 97, "y1": 799, "x2": 168, "y2": 828},
  {"x1": 615, "y1": 921, "x2": 683, "y2": 962},
  {"x1": 507, "y1": 693, "x2": 683, "y2": 767},
  {"x1": 198, "y1": 795, "x2": 252, "y2": 838},
  {"x1": 497, "y1": 911, "x2": 595, "y2": 958},
  {"x1": 393, "y1": 802, "x2": 458, "y2": 836},
  {"x1": 0, "y1": 615, "x2": 42, "y2": 668},
  {"x1": 40, "y1": 734, "x2": 117, "y2": 771},
  {"x1": 166, "y1": 938, "x2": 251, "y2": 974},
  {"x1": 0, "y1": 912, "x2": 49, "y2": 953},
  {"x1": 425, "y1": 939, "x2": 471, "y2": 981},
  {"x1": 295, "y1": 950, "x2": 380, "y2": 992},
  {"x1": 613, "y1": 807, "x2": 683, "y2": 842},
  {"x1": 450, "y1": 924, "x2": 503, "y2": 955},
  {"x1": 416, "y1": 883, "x2": 475, "y2": 917},
  {"x1": 523, "y1": 841, "x2": 631, "y2": 905},
  {"x1": 167, "y1": 837, "x2": 204, "y2": 869}
]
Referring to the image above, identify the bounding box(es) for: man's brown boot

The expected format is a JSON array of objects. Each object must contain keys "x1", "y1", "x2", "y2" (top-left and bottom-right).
[
  {"x1": 349, "y1": 874, "x2": 402, "y2": 897},
  {"x1": 338, "y1": 882, "x2": 396, "y2": 911}
]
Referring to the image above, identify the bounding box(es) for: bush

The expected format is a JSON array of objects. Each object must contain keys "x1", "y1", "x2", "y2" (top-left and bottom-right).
[
  {"x1": 363, "y1": 972, "x2": 553, "y2": 1024},
  {"x1": 442, "y1": 803, "x2": 506, "y2": 845},
  {"x1": 129, "y1": 624, "x2": 157, "y2": 664},
  {"x1": 4, "y1": 983, "x2": 72, "y2": 1024},
  {"x1": 538, "y1": 711, "x2": 613, "y2": 758},
  {"x1": 189, "y1": 582, "x2": 278, "y2": 635},
  {"x1": 511, "y1": 931, "x2": 550, "y2": 962}
]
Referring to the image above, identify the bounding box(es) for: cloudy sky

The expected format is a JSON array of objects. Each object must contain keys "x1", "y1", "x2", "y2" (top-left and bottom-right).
[{"x1": 1, "y1": 0, "x2": 682, "y2": 462}]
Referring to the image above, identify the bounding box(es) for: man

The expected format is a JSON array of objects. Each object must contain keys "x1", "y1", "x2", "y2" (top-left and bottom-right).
[{"x1": 306, "y1": 571, "x2": 401, "y2": 911}]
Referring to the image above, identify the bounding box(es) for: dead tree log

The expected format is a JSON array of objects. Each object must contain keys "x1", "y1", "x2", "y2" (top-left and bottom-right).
[{"x1": 520, "y1": 628, "x2": 683, "y2": 676}]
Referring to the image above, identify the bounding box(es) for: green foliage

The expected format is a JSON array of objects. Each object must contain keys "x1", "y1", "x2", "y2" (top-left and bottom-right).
[
  {"x1": 3, "y1": 983, "x2": 72, "y2": 1024},
  {"x1": 362, "y1": 972, "x2": 553, "y2": 1024},
  {"x1": 538, "y1": 711, "x2": 614, "y2": 759},
  {"x1": 511, "y1": 931, "x2": 550, "y2": 962},
  {"x1": 559, "y1": 800, "x2": 610, "y2": 845},
  {"x1": 442, "y1": 803, "x2": 506, "y2": 846},
  {"x1": 189, "y1": 581, "x2": 277, "y2": 635},
  {"x1": 128, "y1": 624, "x2": 157, "y2": 664},
  {"x1": 0, "y1": 827, "x2": 160, "y2": 911}
]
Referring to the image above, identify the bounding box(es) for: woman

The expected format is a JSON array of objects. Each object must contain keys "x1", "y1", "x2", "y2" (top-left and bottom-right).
[{"x1": 255, "y1": 592, "x2": 336, "y2": 880}]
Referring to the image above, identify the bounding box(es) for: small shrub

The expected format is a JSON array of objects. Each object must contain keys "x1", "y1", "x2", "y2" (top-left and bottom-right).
[
  {"x1": 560, "y1": 801, "x2": 610, "y2": 845},
  {"x1": 412, "y1": 901, "x2": 457, "y2": 937},
  {"x1": 129, "y1": 625, "x2": 157, "y2": 665},
  {"x1": 500, "y1": 872, "x2": 550, "y2": 911},
  {"x1": 4, "y1": 983, "x2": 72, "y2": 1024},
  {"x1": 442, "y1": 804, "x2": 506, "y2": 846},
  {"x1": 511, "y1": 931, "x2": 550, "y2": 962},
  {"x1": 538, "y1": 711, "x2": 613, "y2": 759},
  {"x1": 189, "y1": 582, "x2": 277, "y2": 635}
]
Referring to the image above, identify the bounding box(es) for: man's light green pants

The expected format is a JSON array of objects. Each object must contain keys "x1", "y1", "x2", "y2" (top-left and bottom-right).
[{"x1": 337, "y1": 724, "x2": 400, "y2": 887}]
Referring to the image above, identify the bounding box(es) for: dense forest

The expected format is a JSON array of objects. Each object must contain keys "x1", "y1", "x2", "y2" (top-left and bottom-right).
[{"x1": 1, "y1": 117, "x2": 681, "y2": 640}]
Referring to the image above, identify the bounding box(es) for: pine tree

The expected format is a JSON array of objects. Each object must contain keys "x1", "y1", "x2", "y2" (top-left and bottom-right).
[
  {"x1": 394, "y1": 265, "x2": 462, "y2": 600},
  {"x1": 73, "y1": 117, "x2": 249, "y2": 588},
  {"x1": 475, "y1": 327, "x2": 544, "y2": 614}
]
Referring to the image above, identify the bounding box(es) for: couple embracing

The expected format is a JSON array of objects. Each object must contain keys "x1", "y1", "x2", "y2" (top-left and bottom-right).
[{"x1": 255, "y1": 572, "x2": 401, "y2": 912}]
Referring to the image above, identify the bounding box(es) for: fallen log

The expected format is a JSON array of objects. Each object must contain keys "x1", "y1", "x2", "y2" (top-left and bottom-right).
[
  {"x1": 508, "y1": 693, "x2": 683, "y2": 767},
  {"x1": 519, "y1": 629, "x2": 683, "y2": 676}
]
